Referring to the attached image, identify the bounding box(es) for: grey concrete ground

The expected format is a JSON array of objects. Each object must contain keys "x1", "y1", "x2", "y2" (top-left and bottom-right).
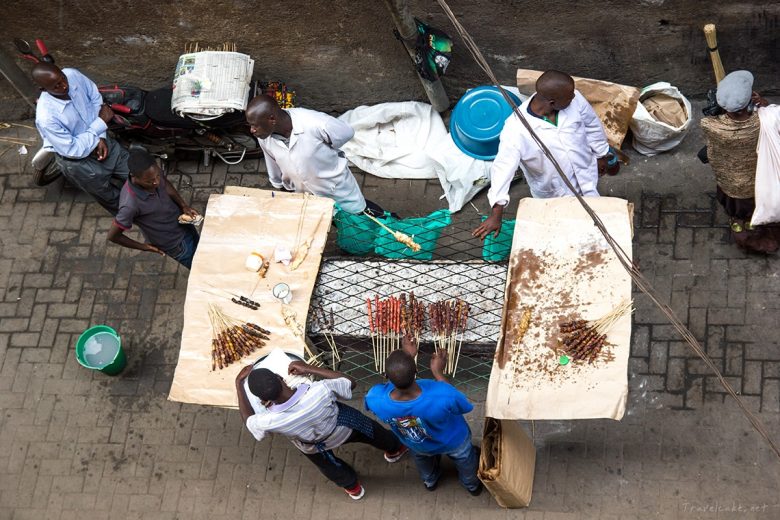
[{"x1": 1, "y1": 103, "x2": 780, "y2": 520}]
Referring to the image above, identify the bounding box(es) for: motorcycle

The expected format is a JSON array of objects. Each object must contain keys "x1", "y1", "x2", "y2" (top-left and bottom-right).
[{"x1": 15, "y1": 38, "x2": 261, "y2": 186}]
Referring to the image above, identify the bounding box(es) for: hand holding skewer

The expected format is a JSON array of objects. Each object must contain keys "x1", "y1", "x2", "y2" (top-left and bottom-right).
[
  {"x1": 401, "y1": 334, "x2": 417, "y2": 358},
  {"x1": 430, "y1": 349, "x2": 448, "y2": 382},
  {"x1": 288, "y1": 360, "x2": 311, "y2": 376}
]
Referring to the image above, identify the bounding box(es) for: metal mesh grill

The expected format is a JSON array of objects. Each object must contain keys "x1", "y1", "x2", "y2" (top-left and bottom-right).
[{"x1": 306, "y1": 210, "x2": 511, "y2": 396}]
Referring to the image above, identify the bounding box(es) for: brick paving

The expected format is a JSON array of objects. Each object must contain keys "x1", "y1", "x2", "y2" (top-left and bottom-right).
[{"x1": 1, "y1": 118, "x2": 780, "y2": 520}]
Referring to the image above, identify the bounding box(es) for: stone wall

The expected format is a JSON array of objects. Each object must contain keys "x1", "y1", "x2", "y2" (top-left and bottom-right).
[{"x1": 1, "y1": 0, "x2": 777, "y2": 120}]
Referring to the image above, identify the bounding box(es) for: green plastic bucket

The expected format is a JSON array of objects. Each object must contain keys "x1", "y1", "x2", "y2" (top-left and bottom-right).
[{"x1": 75, "y1": 325, "x2": 126, "y2": 375}]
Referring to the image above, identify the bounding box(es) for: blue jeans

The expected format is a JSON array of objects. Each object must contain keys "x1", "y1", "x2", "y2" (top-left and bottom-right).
[
  {"x1": 167, "y1": 225, "x2": 200, "y2": 269},
  {"x1": 411, "y1": 431, "x2": 480, "y2": 492}
]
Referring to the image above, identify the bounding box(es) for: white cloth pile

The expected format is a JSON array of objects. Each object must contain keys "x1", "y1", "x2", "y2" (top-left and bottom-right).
[
  {"x1": 751, "y1": 105, "x2": 780, "y2": 226},
  {"x1": 338, "y1": 101, "x2": 492, "y2": 213}
]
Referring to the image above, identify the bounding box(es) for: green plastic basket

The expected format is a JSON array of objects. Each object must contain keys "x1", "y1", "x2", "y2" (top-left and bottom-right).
[
  {"x1": 75, "y1": 325, "x2": 126, "y2": 376},
  {"x1": 481, "y1": 217, "x2": 516, "y2": 261},
  {"x1": 333, "y1": 206, "x2": 382, "y2": 255}
]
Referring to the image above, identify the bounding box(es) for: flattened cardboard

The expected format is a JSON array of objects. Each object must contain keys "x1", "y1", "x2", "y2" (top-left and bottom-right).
[
  {"x1": 169, "y1": 188, "x2": 333, "y2": 407},
  {"x1": 485, "y1": 197, "x2": 633, "y2": 420},
  {"x1": 478, "y1": 418, "x2": 536, "y2": 508}
]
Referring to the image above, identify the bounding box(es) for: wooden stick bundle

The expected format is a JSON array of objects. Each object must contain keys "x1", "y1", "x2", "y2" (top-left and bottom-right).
[
  {"x1": 282, "y1": 306, "x2": 322, "y2": 366},
  {"x1": 366, "y1": 293, "x2": 425, "y2": 373},
  {"x1": 208, "y1": 304, "x2": 270, "y2": 370},
  {"x1": 558, "y1": 300, "x2": 633, "y2": 363},
  {"x1": 428, "y1": 298, "x2": 469, "y2": 375}
]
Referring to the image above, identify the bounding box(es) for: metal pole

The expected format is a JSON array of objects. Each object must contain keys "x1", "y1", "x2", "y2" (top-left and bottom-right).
[
  {"x1": 0, "y1": 48, "x2": 38, "y2": 109},
  {"x1": 383, "y1": 0, "x2": 450, "y2": 112}
]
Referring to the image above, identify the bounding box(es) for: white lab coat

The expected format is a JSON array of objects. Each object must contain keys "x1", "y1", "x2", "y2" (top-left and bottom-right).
[
  {"x1": 257, "y1": 108, "x2": 367, "y2": 214},
  {"x1": 487, "y1": 90, "x2": 610, "y2": 206}
]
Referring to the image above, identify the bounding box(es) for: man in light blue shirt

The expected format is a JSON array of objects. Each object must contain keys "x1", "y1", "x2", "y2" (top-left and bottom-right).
[{"x1": 33, "y1": 63, "x2": 129, "y2": 214}]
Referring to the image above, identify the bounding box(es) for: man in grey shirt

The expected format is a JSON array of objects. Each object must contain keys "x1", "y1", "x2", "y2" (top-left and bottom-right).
[{"x1": 107, "y1": 149, "x2": 200, "y2": 269}]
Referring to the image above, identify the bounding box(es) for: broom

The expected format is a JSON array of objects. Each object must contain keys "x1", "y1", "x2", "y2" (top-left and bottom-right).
[{"x1": 703, "y1": 24, "x2": 726, "y2": 84}]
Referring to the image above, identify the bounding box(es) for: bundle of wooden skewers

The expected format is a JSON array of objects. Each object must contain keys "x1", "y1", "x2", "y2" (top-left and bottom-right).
[
  {"x1": 400, "y1": 292, "x2": 426, "y2": 348},
  {"x1": 366, "y1": 295, "x2": 401, "y2": 372},
  {"x1": 428, "y1": 298, "x2": 469, "y2": 375},
  {"x1": 208, "y1": 304, "x2": 271, "y2": 370},
  {"x1": 366, "y1": 293, "x2": 426, "y2": 372},
  {"x1": 558, "y1": 300, "x2": 633, "y2": 363},
  {"x1": 281, "y1": 306, "x2": 324, "y2": 367},
  {"x1": 313, "y1": 306, "x2": 340, "y2": 369}
]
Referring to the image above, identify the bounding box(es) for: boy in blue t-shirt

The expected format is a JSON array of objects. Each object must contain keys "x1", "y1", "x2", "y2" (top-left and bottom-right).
[{"x1": 364, "y1": 339, "x2": 482, "y2": 495}]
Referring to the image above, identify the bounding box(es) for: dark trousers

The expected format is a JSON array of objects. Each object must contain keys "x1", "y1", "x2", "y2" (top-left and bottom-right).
[
  {"x1": 165, "y1": 225, "x2": 200, "y2": 270},
  {"x1": 303, "y1": 417, "x2": 401, "y2": 489},
  {"x1": 56, "y1": 136, "x2": 129, "y2": 215}
]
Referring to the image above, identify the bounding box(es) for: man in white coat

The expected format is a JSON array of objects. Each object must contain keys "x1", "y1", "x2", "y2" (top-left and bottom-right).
[
  {"x1": 246, "y1": 95, "x2": 383, "y2": 215},
  {"x1": 472, "y1": 70, "x2": 611, "y2": 239}
]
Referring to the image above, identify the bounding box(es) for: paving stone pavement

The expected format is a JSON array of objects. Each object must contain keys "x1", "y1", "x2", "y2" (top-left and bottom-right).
[{"x1": 1, "y1": 118, "x2": 780, "y2": 520}]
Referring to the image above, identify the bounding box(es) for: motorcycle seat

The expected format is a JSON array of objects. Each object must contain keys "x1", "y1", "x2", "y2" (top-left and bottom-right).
[{"x1": 145, "y1": 88, "x2": 199, "y2": 129}]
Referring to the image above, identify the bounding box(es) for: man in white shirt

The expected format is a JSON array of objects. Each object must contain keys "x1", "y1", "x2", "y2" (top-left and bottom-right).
[
  {"x1": 235, "y1": 361, "x2": 407, "y2": 500},
  {"x1": 246, "y1": 95, "x2": 384, "y2": 215},
  {"x1": 472, "y1": 70, "x2": 611, "y2": 239},
  {"x1": 33, "y1": 63, "x2": 129, "y2": 215}
]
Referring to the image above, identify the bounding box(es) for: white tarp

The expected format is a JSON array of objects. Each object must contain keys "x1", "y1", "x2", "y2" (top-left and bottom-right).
[
  {"x1": 338, "y1": 101, "x2": 492, "y2": 213},
  {"x1": 751, "y1": 105, "x2": 780, "y2": 226}
]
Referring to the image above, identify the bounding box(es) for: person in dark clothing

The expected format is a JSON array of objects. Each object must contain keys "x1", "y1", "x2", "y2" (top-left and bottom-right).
[{"x1": 106, "y1": 149, "x2": 200, "y2": 269}]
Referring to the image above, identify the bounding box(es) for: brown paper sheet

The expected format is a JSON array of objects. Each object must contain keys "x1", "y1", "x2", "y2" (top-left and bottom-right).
[
  {"x1": 516, "y1": 69, "x2": 640, "y2": 149},
  {"x1": 485, "y1": 197, "x2": 633, "y2": 420},
  {"x1": 641, "y1": 93, "x2": 688, "y2": 128},
  {"x1": 168, "y1": 188, "x2": 334, "y2": 407}
]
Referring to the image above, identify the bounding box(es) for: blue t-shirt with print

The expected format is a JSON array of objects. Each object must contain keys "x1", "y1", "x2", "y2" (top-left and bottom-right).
[{"x1": 365, "y1": 379, "x2": 473, "y2": 454}]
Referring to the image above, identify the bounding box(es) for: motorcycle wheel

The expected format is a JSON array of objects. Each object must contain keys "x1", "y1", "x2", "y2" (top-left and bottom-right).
[{"x1": 32, "y1": 160, "x2": 63, "y2": 186}]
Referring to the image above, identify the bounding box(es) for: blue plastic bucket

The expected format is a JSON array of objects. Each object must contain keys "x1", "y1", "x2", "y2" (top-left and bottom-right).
[{"x1": 450, "y1": 86, "x2": 522, "y2": 160}]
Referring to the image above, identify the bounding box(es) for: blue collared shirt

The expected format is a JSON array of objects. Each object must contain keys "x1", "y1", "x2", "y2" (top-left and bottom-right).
[{"x1": 34, "y1": 68, "x2": 107, "y2": 160}]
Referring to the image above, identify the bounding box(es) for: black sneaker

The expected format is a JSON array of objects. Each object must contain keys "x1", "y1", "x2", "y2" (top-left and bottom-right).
[
  {"x1": 468, "y1": 482, "x2": 484, "y2": 496},
  {"x1": 424, "y1": 478, "x2": 439, "y2": 492}
]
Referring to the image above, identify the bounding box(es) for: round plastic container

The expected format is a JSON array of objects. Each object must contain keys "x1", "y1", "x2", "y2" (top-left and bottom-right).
[
  {"x1": 450, "y1": 86, "x2": 522, "y2": 160},
  {"x1": 75, "y1": 325, "x2": 126, "y2": 376}
]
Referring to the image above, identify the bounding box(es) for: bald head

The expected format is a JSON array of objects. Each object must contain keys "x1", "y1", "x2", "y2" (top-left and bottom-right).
[
  {"x1": 535, "y1": 70, "x2": 575, "y2": 111},
  {"x1": 32, "y1": 63, "x2": 69, "y2": 97},
  {"x1": 246, "y1": 95, "x2": 286, "y2": 139}
]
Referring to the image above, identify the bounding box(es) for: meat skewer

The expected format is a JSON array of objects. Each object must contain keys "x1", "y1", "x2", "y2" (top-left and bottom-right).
[{"x1": 558, "y1": 299, "x2": 633, "y2": 364}]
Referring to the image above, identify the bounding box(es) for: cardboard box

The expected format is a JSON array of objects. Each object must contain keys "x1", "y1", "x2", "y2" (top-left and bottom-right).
[{"x1": 478, "y1": 417, "x2": 536, "y2": 508}]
